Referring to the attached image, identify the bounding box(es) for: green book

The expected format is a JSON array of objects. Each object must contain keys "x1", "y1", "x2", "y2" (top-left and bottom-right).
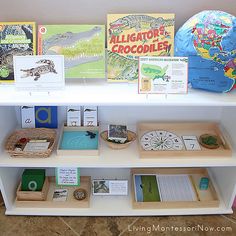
[{"x1": 38, "y1": 25, "x2": 105, "y2": 79}]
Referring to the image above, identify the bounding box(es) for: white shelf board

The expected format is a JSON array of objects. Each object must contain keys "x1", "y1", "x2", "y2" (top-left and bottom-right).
[
  {"x1": 0, "y1": 82, "x2": 236, "y2": 106},
  {"x1": 1, "y1": 140, "x2": 236, "y2": 168},
  {"x1": 5, "y1": 194, "x2": 233, "y2": 216}
]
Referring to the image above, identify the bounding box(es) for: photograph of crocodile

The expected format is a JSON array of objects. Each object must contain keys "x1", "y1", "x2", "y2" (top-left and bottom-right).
[
  {"x1": 38, "y1": 25, "x2": 105, "y2": 79},
  {"x1": 107, "y1": 14, "x2": 175, "y2": 82},
  {"x1": 20, "y1": 59, "x2": 57, "y2": 81},
  {"x1": 0, "y1": 22, "x2": 36, "y2": 83}
]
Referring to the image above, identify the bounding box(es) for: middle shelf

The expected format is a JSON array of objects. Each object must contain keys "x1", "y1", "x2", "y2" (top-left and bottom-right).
[{"x1": 1, "y1": 136, "x2": 236, "y2": 168}]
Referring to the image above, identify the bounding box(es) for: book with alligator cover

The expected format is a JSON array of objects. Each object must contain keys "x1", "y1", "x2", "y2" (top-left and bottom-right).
[
  {"x1": 38, "y1": 25, "x2": 105, "y2": 79},
  {"x1": 107, "y1": 14, "x2": 175, "y2": 82},
  {"x1": 0, "y1": 22, "x2": 36, "y2": 83}
]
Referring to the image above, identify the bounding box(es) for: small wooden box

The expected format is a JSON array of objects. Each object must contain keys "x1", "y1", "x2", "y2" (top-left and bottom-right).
[
  {"x1": 57, "y1": 125, "x2": 99, "y2": 156},
  {"x1": 131, "y1": 168, "x2": 220, "y2": 209},
  {"x1": 15, "y1": 176, "x2": 91, "y2": 208},
  {"x1": 16, "y1": 176, "x2": 50, "y2": 201},
  {"x1": 138, "y1": 122, "x2": 232, "y2": 158}
]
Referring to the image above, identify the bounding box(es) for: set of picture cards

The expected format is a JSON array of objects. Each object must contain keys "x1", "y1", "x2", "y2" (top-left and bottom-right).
[
  {"x1": 108, "y1": 124, "x2": 127, "y2": 143},
  {"x1": 67, "y1": 106, "x2": 81, "y2": 127},
  {"x1": 138, "y1": 57, "x2": 188, "y2": 94},
  {"x1": 83, "y1": 106, "x2": 98, "y2": 126},
  {"x1": 13, "y1": 55, "x2": 65, "y2": 91},
  {"x1": 92, "y1": 179, "x2": 128, "y2": 196},
  {"x1": 21, "y1": 106, "x2": 58, "y2": 128}
]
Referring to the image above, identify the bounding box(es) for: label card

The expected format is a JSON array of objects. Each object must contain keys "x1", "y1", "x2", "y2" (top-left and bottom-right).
[
  {"x1": 83, "y1": 106, "x2": 98, "y2": 126},
  {"x1": 21, "y1": 106, "x2": 35, "y2": 128},
  {"x1": 23, "y1": 142, "x2": 50, "y2": 152},
  {"x1": 92, "y1": 179, "x2": 128, "y2": 196},
  {"x1": 182, "y1": 136, "x2": 201, "y2": 151},
  {"x1": 67, "y1": 106, "x2": 81, "y2": 127},
  {"x1": 139, "y1": 56, "x2": 188, "y2": 94},
  {"x1": 56, "y1": 167, "x2": 80, "y2": 186}
]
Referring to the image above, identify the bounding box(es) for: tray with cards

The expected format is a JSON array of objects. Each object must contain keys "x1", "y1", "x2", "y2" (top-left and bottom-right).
[{"x1": 138, "y1": 122, "x2": 232, "y2": 158}]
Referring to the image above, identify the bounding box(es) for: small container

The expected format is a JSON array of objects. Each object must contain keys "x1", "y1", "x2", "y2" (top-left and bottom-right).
[{"x1": 199, "y1": 177, "x2": 209, "y2": 190}]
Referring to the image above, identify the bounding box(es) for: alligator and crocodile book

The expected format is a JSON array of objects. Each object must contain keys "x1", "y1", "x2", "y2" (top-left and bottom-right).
[
  {"x1": 107, "y1": 14, "x2": 175, "y2": 82},
  {"x1": 38, "y1": 25, "x2": 105, "y2": 79},
  {"x1": 0, "y1": 22, "x2": 36, "y2": 83}
]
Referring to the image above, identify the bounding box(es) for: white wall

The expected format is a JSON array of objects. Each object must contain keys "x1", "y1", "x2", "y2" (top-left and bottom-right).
[{"x1": 1, "y1": 0, "x2": 235, "y2": 30}]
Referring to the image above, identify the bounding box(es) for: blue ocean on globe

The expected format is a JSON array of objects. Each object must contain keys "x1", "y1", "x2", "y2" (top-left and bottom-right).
[{"x1": 175, "y1": 11, "x2": 236, "y2": 92}]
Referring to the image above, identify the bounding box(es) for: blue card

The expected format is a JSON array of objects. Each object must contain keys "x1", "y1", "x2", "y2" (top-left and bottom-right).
[{"x1": 35, "y1": 106, "x2": 58, "y2": 128}]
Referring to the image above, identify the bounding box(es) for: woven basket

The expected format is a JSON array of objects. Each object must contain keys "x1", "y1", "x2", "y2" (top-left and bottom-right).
[
  {"x1": 5, "y1": 128, "x2": 56, "y2": 158},
  {"x1": 100, "y1": 130, "x2": 136, "y2": 150}
]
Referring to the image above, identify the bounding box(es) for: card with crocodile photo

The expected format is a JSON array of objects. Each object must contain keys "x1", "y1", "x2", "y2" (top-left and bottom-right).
[
  {"x1": 13, "y1": 55, "x2": 65, "y2": 91},
  {"x1": 38, "y1": 25, "x2": 105, "y2": 79}
]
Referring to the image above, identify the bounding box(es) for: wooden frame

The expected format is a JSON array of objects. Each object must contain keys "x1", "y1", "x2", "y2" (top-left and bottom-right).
[
  {"x1": 131, "y1": 167, "x2": 220, "y2": 209},
  {"x1": 15, "y1": 176, "x2": 91, "y2": 208},
  {"x1": 16, "y1": 176, "x2": 50, "y2": 201},
  {"x1": 57, "y1": 125, "x2": 99, "y2": 156},
  {"x1": 138, "y1": 122, "x2": 232, "y2": 158}
]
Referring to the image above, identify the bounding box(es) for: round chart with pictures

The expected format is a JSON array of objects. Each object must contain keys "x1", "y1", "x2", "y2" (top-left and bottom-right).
[{"x1": 140, "y1": 130, "x2": 184, "y2": 151}]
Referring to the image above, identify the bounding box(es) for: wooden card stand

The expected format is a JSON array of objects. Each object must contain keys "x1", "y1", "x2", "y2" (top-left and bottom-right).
[
  {"x1": 138, "y1": 122, "x2": 232, "y2": 158},
  {"x1": 131, "y1": 168, "x2": 219, "y2": 209},
  {"x1": 15, "y1": 176, "x2": 91, "y2": 208},
  {"x1": 16, "y1": 176, "x2": 50, "y2": 201},
  {"x1": 57, "y1": 125, "x2": 99, "y2": 156}
]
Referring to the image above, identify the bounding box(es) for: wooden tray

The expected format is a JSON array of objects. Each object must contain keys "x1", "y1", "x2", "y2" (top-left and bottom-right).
[
  {"x1": 15, "y1": 176, "x2": 91, "y2": 208},
  {"x1": 131, "y1": 168, "x2": 219, "y2": 209},
  {"x1": 138, "y1": 122, "x2": 232, "y2": 158},
  {"x1": 57, "y1": 125, "x2": 99, "y2": 156},
  {"x1": 16, "y1": 176, "x2": 50, "y2": 201}
]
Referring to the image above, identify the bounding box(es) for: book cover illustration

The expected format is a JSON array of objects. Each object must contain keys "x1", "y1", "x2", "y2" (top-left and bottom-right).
[
  {"x1": 38, "y1": 25, "x2": 105, "y2": 79},
  {"x1": 0, "y1": 22, "x2": 36, "y2": 83},
  {"x1": 107, "y1": 14, "x2": 175, "y2": 82}
]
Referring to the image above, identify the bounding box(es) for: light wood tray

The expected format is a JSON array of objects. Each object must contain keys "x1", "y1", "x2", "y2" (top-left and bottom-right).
[
  {"x1": 15, "y1": 176, "x2": 91, "y2": 208},
  {"x1": 138, "y1": 122, "x2": 232, "y2": 158},
  {"x1": 57, "y1": 125, "x2": 99, "y2": 156},
  {"x1": 131, "y1": 168, "x2": 219, "y2": 209}
]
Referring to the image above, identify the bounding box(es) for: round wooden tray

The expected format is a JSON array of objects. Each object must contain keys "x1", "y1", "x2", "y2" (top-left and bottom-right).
[{"x1": 100, "y1": 130, "x2": 136, "y2": 150}]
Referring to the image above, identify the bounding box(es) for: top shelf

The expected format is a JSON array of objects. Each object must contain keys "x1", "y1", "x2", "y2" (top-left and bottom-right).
[{"x1": 0, "y1": 82, "x2": 236, "y2": 106}]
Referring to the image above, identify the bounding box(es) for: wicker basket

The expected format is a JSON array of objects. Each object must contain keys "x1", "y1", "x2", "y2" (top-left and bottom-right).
[
  {"x1": 5, "y1": 128, "x2": 56, "y2": 158},
  {"x1": 100, "y1": 130, "x2": 136, "y2": 150}
]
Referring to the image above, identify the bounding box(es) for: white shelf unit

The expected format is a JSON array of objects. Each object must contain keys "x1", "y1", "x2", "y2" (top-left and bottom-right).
[{"x1": 0, "y1": 86, "x2": 236, "y2": 216}]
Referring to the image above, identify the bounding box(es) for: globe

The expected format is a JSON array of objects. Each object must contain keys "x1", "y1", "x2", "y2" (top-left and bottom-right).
[{"x1": 175, "y1": 11, "x2": 236, "y2": 92}]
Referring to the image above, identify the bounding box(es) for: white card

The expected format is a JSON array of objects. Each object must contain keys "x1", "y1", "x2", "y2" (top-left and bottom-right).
[
  {"x1": 67, "y1": 106, "x2": 81, "y2": 127},
  {"x1": 14, "y1": 55, "x2": 65, "y2": 91},
  {"x1": 56, "y1": 167, "x2": 80, "y2": 186},
  {"x1": 83, "y1": 106, "x2": 98, "y2": 126},
  {"x1": 52, "y1": 189, "x2": 68, "y2": 202},
  {"x1": 139, "y1": 56, "x2": 188, "y2": 94},
  {"x1": 93, "y1": 180, "x2": 128, "y2": 196},
  {"x1": 23, "y1": 142, "x2": 50, "y2": 152},
  {"x1": 21, "y1": 106, "x2": 35, "y2": 128},
  {"x1": 182, "y1": 136, "x2": 201, "y2": 151}
]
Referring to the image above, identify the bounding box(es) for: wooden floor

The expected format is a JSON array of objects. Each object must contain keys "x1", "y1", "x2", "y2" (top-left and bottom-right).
[{"x1": 0, "y1": 192, "x2": 235, "y2": 236}]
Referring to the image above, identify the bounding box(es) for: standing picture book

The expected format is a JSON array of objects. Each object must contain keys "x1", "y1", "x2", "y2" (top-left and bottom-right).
[
  {"x1": 0, "y1": 22, "x2": 36, "y2": 83},
  {"x1": 107, "y1": 14, "x2": 175, "y2": 82},
  {"x1": 38, "y1": 25, "x2": 105, "y2": 79}
]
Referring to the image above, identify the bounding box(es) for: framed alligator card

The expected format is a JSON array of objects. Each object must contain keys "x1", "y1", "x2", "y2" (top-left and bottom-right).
[
  {"x1": 0, "y1": 22, "x2": 36, "y2": 84},
  {"x1": 107, "y1": 14, "x2": 175, "y2": 82},
  {"x1": 138, "y1": 56, "x2": 188, "y2": 94},
  {"x1": 13, "y1": 55, "x2": 65, "y2": 91},
  {"x1": 38, "y1": 25, "x2": 105, "y2": 79}
]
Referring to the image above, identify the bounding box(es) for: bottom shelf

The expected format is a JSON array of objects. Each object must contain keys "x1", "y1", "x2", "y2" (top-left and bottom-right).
[{"x1": 6, "y1": 196, "x2": 233, "y2": 216}]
